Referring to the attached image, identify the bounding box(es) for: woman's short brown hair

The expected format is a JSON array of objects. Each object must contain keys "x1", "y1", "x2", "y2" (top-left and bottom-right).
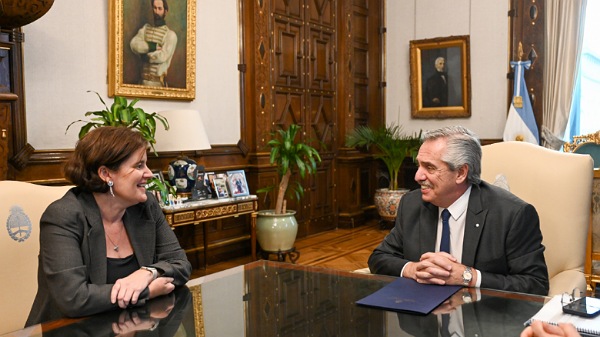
[{"x1": 64, "y1": 127, "x2": 149, "y2": 193}]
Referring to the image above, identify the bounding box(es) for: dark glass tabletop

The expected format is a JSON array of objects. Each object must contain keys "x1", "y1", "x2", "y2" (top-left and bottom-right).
[{"x1": 6, "y1": 260, "x2": 547, "y2": 337}]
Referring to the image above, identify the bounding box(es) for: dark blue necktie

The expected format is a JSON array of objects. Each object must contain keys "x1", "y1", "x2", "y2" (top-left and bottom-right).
[
  {"x1": 441, "y1": 314, "x2": 451, "y2": 337},
  {"x1": 440, "y1": 209, "x2": 451, "y2": 253}
]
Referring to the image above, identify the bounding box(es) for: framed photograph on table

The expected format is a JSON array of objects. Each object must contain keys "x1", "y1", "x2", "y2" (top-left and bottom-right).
[
  {"x1": 108, "y1": 0, "x2": 196, "y2": 100},
  {"x1": 192, "y1": 167, "x2": 209, "y2": 200},
  {"x1": 409, "y1": 35, "x2": 471, "y2": 119},
  {"x1": 203, "y1": 171, "x2": 215, "y2": 198},
  {"x1": 213, "y1": 177, "x2": 229, "y2": 199},
  {"x1": 226, "y1": 170, "x2": 250, "y2": 197},
  {"x1": 149, "y1": 170, "x2": 165, "y2": 203},
  {"x1": 151, "y1": 170, "x2": 164, "y2": 182}
]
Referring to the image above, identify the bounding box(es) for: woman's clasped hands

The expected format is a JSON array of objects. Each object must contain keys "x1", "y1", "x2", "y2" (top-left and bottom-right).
[{"x1": 111, "y1": 269, "x2": 175, "y2": 308}]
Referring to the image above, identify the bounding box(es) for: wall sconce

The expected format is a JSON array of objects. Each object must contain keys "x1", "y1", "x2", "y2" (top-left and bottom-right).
[{"x1": 154, "y1": 110, "x2": 211, "y2": 195}]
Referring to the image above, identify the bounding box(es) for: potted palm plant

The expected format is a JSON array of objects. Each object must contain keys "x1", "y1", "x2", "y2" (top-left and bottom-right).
[
  {"x1": 256, "y1": 124, "x2": 321, "y2": 253},
  {"x1": 345, "y1": 124, "x2": 422, "y2": 221}
]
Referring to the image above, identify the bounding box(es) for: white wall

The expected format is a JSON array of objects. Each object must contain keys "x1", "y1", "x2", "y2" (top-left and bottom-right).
[
  {"x1": 386, "y1": 0, "x2": 509, "y2": 139},
  {"x1": 23, "y1": 0, "x2": 240, "y2": 149},
  {"x1": 22, "y1": 0, "x2": 509, "y2": 151}
]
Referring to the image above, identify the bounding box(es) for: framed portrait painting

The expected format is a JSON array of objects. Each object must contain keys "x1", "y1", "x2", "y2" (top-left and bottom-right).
[
  {"x1": 108, "y1": 0, "x2": 196, "y2": 100},
  {"x1": 409, "y1": 35, "x2": 471, "y2": 119}
]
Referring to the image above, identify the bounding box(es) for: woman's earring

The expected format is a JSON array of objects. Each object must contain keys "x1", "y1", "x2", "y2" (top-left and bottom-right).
[{"x1": 108, "y1": 180, "x2": 115, "y2": 197}]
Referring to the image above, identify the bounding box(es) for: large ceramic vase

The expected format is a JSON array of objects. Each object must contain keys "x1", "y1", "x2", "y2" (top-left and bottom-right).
[
  {"x1": 167, "y1": 157, "x2": 197, "y2": 194},
  {"x1": 374, "y1": 188, "x2": 409, "y2": 222},
  {"x1": 256, "y1": 210, "x2": 298, "y2": 252}
]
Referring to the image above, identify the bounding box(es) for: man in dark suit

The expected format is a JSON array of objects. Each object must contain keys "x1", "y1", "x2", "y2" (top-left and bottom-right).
[
  {"x1": 423, "y1": 56, "x2": 449, "y2": 107},
  {"x1": 368, "y1": 126, "x2": 549, "y2": 295}
]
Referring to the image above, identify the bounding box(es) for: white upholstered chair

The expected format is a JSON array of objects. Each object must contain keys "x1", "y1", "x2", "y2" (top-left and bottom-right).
[
  {"x1": 481, "y1": 141, "x2": 593, "y2": 296},
  {"x1": 0, "y1": 181, "x2": 72, "y2": 334}
]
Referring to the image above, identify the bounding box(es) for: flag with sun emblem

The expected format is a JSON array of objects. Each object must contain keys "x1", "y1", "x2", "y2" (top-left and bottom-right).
[{"x1": 503, "y1": 60, "x2": 539, "y2": 144}]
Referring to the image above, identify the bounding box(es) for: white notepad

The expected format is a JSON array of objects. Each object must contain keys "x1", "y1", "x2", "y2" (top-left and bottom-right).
[{"x1": 525, "y1": 295, "x2": 600, "y2": 336}]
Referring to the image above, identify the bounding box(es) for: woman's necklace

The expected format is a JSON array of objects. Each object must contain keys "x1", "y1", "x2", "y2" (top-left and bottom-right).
[{"x1": 105, "y1": 225, "x2": 124, "y2": 252}]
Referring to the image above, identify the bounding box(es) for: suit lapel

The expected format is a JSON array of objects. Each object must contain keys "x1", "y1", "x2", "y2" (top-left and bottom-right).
[
  {"x1": 126, "y1": 204, "x2": 155, "y2": 266},
  {"x1": 462, "y1": 184, "x2": 488, "y2": 266},
  {"x1": 79, "y1": 192, "x2": 108, "y2": 284}
]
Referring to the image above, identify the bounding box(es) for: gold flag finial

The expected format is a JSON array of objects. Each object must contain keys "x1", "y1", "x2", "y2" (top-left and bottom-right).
[{"x1": 518, "y1": 42, "x2": 524, "y2": 61}]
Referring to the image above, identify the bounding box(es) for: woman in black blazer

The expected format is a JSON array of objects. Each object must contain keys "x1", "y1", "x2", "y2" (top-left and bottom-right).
[{"x1": 26, "y1": 126, "x2": 191, "y2": 326}]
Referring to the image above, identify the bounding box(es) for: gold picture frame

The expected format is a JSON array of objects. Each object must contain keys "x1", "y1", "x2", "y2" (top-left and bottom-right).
[
  {"x1": 108, "y1": 0, "x2": 196, "y2": 100},
  {"x1": 409, "y1": 35, "x2": 471, "y2": 118}
]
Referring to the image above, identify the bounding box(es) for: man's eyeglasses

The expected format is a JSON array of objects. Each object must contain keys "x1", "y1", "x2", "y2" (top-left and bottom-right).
[{"x1": 561, "y1": 288, "x2": 583, "y2": 306}]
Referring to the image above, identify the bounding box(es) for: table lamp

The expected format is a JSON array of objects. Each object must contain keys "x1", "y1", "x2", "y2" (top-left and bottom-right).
[{"x1": 154, "y1": 110, "x2": 211, "y2": 196}]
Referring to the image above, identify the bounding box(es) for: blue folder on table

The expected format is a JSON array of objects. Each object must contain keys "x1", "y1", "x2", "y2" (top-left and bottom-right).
[{"x1": 356, "y1": 277, "x2": 462, "y2": 315}]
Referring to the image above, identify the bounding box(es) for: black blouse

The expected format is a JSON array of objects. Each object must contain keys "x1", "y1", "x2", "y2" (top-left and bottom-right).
[{"x1": 106, "y1": 254, "x2": 139, "y2": 284}]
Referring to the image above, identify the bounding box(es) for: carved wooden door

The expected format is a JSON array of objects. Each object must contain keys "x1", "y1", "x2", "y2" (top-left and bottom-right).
[
  {"x1": 247, "y1": 0, "x2": 338, "y2": 236},
  {"x1": 243, "y1": 0, "x2": 384, "y2": 234},
  {"x1": 0, "y1": 102, "x2": 9, "y2": 180}
]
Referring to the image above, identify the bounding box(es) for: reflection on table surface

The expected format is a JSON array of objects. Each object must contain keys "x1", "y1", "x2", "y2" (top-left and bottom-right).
[{"x1": 3, "y1": 260, "x2": 548, "y2": 337}]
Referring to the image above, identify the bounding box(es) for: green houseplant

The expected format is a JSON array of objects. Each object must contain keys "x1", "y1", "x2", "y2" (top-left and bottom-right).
[
  {"x1": 66, "y1": 91, "x2": 169, "y2": 155},
  {"x1": 256, "y1": 124, "x2": 322, "y2": 254},
  {"x1": 346, "y1": 124, "x2": 421, "y2": 190},
  {"x1": 259, "y1": 124, "x2": 322, "y2": 214},
  {"x1": 146, "y1": 176, "x2": 177, "y2": 205},
  {"x1": 345, "y1": 124, "x2": 422, "y2": 221}
]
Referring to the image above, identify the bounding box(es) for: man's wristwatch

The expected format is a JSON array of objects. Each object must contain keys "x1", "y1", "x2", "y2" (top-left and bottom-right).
[
  {"x1": 462, "y1": 266, "x2": 473, "y2": 286},
  {"x1": 461, "y1": 291, "x2": 473, "y2": 303},
  {"x1": 141, "y1": 266, "x2": 158, "y2": 281}
]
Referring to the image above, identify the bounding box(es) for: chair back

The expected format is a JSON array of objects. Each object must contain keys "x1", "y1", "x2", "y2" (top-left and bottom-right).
[
  {"x1": 564, "y1": 130, "x2": 600, "y2": 168},
  {"x1": 0, "y1": 181, "x2": 71, "y2": 334},
  {"x1": 481, "y1": 141, "x2": 593, "y2": 296}
]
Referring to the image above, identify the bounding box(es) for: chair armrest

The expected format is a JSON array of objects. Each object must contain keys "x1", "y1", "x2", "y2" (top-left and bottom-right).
[{"x1": 549, "y1": 269, "x2": 587, "y2": 297}]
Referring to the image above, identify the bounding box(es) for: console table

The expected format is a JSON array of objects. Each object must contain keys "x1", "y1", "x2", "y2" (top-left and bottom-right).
[{"x1": 161, "y1": 195, "x2": 258, "y2": 268}]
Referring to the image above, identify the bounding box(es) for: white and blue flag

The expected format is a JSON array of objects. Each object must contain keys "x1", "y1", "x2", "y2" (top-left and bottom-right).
[{"x1": 503, "y1": 60, "x2": 539, "y2": 144}]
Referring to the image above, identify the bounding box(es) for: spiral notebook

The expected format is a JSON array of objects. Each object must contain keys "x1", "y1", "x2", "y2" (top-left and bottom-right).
[{"x1": 524, "y1": 295, "x2": 600, "y2": 336}]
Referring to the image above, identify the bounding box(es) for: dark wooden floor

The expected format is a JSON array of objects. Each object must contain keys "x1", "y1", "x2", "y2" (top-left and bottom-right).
[{"x1": 191, "y1": 220, "x2": 391, "y2": 279}]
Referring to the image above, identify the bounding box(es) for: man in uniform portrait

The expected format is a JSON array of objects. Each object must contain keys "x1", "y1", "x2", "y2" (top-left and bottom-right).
[{"x1": 130, "y1": 0, "x2": 177, "y2": 87}]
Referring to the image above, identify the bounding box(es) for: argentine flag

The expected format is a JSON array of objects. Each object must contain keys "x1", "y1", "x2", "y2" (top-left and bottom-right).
[{"x1": 503, "y1": 60, "x2": 539, "y2": 144}]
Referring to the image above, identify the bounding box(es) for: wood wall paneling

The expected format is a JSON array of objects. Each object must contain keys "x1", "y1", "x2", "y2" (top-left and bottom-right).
[
  {"x1": 336, "y1": 0, "x2": 383, "y2": 226},
  {"x1": 248, "y1": 0, "x2": 341, "y2": 239},
  {"x1": 0, "y1": 102, "x2": 11, "y2": 180}
]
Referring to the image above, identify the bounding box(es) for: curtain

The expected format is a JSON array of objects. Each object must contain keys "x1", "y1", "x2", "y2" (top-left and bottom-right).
[{"x1": 542, "y1": 0, "x2": 586, "y2": 149}]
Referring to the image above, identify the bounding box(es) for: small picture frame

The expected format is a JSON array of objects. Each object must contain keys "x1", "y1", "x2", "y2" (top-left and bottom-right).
[
  {"x1": 150, "y1": 170, "x2": 165, "y2": 203},
  {"x1": 191, "y1": 166, "x2": 209, "y2": 200},
  {"x1": 152, "y1": 170, "x2": 164, "y2": 182},
  {"x1": 226, "y1": 170, "x2": 250, "y2": 197},
  {"x1": 213, "y1": 177, "x2": 229, "y2": 199},
  {"x1": 205, "y1": 172, "x2": 216, "y2": 198}
]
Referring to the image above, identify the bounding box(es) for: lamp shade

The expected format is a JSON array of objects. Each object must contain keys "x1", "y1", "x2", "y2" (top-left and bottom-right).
[
  {"x1": 153, "y1": 109, "x2": 211, "y2": 152},
  {"x1": 153, "y1": 110, "x2": 211, "y2": 195}
]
